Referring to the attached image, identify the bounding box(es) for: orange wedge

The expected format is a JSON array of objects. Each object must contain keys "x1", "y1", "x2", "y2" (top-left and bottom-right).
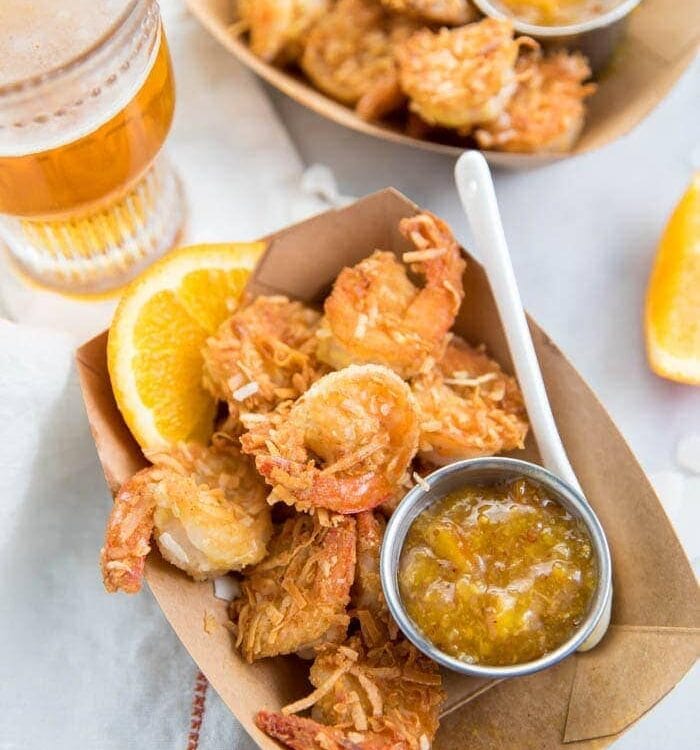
[
  {"x1": 108, "y1": 242, "x2": 265, "y2": 449},
  {"x1": 645, "y1": 174, "x2": 700, "y2": 385}
]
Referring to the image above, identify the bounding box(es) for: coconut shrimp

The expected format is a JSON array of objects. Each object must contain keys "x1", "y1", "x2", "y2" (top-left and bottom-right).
[
  {"x1": 396, "y1": 19, "x2": 537, "y2": 131},
  {"x1": 202, "y1": 296, "x2": 326, "y2": 427},
  {"x1": 237, "y1": 0, "x2": 329, "y2": 64},
  {"x1": 381, "y1": 0, "x2": 477, "y2": 25},
  {"x1": 232, "y1": 513, "x2": 356, "y2": 661},
  {"x1": 241, "y1": 365, "x2": 420, "y2": 514},
  {"x1": 412, "y1": 335, "x2": 529, "y2": 465},
  {"x1": 301, "y1": 0, "x2": 416, "y2": 120},
  {"x1": 100, "y1": 439, "x2": 271, "y2": 594},
  {"x1": 352, "y1": 512, "x2": 399, "y2": 646},
  {"x1": 256, "y1": 635, "x2": 444, "y2": 750},
  {"x1": 380, "y1": 456, "x2": 439, "y2": 517},
  {"x1": 316, "y1": 212, "x2": 465, "y2": 379},
  {"x1": 475, "y1": 50, "x2": 596, "y2": 153}
]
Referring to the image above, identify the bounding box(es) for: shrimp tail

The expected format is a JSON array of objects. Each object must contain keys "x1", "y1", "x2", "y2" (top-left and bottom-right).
[
  {"x1": 256, "y1": 710, "x2": 408, "y2": 750},
  {"x1": 99, "y1": 469, "x2": 156, "y2": 594},
  {"x1": 313, "y1": 473, "x2": 391, "y2": 514},
  {"x1": 256, "y1": 711, "x2": 346, "y2": 750},
  {"x1": 252, "y1": 436, "x2": 399, "y2": 515},
  {"x1": 399, "y1": 211, "x2": 466, "y2": 302}
]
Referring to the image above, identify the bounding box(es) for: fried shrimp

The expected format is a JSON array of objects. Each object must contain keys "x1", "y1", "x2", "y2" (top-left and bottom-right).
[
  {"x1": 475, "y1": 50, "x2": 596, "y2": 153},
  {"x1": 396, "y1": 18, "x2": 536, "y2": 131},
  {"x1": 301, "y1": 0, "x2": 415, "y2": 119},
  {"x1": 412, "y1": 335, "x2": 529, "y2": 465},
  {"x1": 202, "y1": 295, "x2": 326, "y2": 425},
  {"x1": 317, "y1": 212, "x2": 465, "y2": 379},
  {"x1": 381, "y1": 0, "x2": 477, "y2": 25},
  {"x1": 232, "y1": 513, "x2": 356, "y2": 661},
  {"x1": 257, "y1": 635, "x2": 444, "y2": 749},
  {"x1": 241, "y1": 365, "x2": 420, "y2": 514},
  {"x1": 352, "y1": 512, "x2": 399, "y2": 646},
  {"x1": 100, "y1": 440, "x2": 272, "y2": 593},
  {"x1": 237, "y1": 0, "x2": 329, "y2": 63}
]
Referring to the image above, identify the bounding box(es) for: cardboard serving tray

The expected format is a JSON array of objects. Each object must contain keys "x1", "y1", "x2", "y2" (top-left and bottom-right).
[
  {"x1": 77, "y1": 189, "x2": 700, "y2": 749},
  {"x1": 184, "y1": 0, "x2": 699, "y2": 169}
]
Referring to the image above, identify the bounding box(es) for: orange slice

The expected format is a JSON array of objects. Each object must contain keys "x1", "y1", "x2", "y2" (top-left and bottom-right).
[
  {"x1": 645, "y1": 174, "x2": 700, "y2": 385},
  {"x1": 108, "y1": 242, "x2": 265, "y2": 449}
]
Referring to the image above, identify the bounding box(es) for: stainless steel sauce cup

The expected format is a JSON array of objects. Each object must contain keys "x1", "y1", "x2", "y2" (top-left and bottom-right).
[
  {"x1": 472, "y1": 0, "x2": 643, "y2": 72},
  {"x1": 380, "y1": 457, "x2": 613, "y2": 679}
]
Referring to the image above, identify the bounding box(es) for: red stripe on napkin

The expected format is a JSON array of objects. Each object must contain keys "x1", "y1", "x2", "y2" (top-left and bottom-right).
[{"x1": 187, "y1": 671, "x2": 209, "y2": 750}]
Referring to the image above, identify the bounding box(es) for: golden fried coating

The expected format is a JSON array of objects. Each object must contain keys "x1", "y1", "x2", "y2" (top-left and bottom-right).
[
  {"x1": 257, "y1": 635, "x2": 444, "y2": 749},
  {"x1": 301, "y1": 0, "x2": 416, "y2": 118},
  {"x1": 100, "y1": 440, "x2": 271, "y2": 593},
  {"x1": 202, "y1": 295, "x2": 326, "y2": 426},
  {"x1": 396, "y1": 18, "x2": 536, "y2": 131},
  {"x1": 317, "y1": 212, "x2": 465, "y2": 379},
  {"x1": 352, "y1": 512, "x2": 399, "y2": 646},
  {"x1": 381, "y1": 0, "x2": 477, "y2": 25},
  {"x1": 240, "y1": 365, "x2": 420, "y2": 514},
  {"x1": 238, "y1": 0, "x2": 330, "y2": 63},
  {"x1": 239, "y1": 0, "x2": 593, "y2": 152},
  {"x1": 232, "y1": 513, "x2": 356, "y2": 661},
  {"x1": 475, "y1": 50, "x2": 596, "y2": 153},
  {"x1": 355, "y1": 70, "x2": 408, "y2": 122},
  {"x1": 412, "y1": 335, "x2": 529, "y2": 465}
]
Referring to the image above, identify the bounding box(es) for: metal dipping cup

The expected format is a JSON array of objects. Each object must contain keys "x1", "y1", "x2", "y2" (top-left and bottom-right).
[
  {"x1": 380, "y1": 457, "x2": 613, "y2": 679},
  {"x1": 472, "y1": 0, "x2": 643, "y2": 72}
]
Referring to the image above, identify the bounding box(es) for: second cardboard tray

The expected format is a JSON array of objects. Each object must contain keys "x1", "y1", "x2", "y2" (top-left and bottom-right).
[
  {"x1": 77, "y1": 190, "x2": 700, "y2": 749},
  {"x1": 185, "y1": 0, "x2": 699, "y2": 168}
]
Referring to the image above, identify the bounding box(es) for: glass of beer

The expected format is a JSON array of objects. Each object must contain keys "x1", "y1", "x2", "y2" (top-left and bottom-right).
[{"x1": 0, "y1": 0, "x2": 184, "y2": 297}]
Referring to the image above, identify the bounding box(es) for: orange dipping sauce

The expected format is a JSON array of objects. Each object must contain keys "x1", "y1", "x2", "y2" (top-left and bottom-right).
[{"x1": 398, "y1": 478, "x2": 597, "y2": 666}]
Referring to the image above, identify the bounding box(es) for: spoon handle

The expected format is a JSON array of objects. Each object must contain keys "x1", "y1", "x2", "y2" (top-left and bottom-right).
[
  {"x1": 456, "y1": 152, "x2": 612, "y2": 653},
  {"x1": 455, "y1": 151, "x2": 582, "y2": 494}
]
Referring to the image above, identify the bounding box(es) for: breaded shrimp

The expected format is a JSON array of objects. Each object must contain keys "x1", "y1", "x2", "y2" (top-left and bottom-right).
[
  {"x1": 475, "y1": 50, "x2": 596, "y2": 153},
  {"x1": 301, "y1": 0, "x2": 416, "y2": 119},
  {"x1": 317, "y1": 212, "x2": 465, "y2": 379},
  {"x1": 412, "y1": 335, "x2": 529, "y2": 465},
  {"x1": 240, "y1": 365, "x2": 420, "y2": 514},
  {"x1": 100, "y1": 439, "x2": 271, "y2": 593},
  {"x1": 352, "y1": 512, "x2": 399, "y2": 646},
  {"x1": 202, "y1": 295, "x2": 326, "y2": 427},
  {"x1": 396, "y1": 19, "x2": 536, "y2": 131},
  {"x1": 232, "y1": 513, "x2": 356, "y2": 661},
  {"x1": 381, "y1": 0, "x2": 477, "y2": 25},
  {"x1": 257, "y1": 635, "x2": 444, "y2": 749},
  {"x1": 238, "y1": 0, "x2": 329, "y2": 64}
]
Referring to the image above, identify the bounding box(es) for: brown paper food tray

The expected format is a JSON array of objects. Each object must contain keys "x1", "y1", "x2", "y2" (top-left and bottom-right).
[
  {"x1": 77, "y1": 189, "x2": 700, "y2": 749},
  {"x1": 184, "y1": 0, "x2": 699, "y2": 169}
]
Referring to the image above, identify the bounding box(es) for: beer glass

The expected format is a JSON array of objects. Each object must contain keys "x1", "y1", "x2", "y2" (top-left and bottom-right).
[{"x1": 0, "y1": 0, "x2": 184, "y2": 296}]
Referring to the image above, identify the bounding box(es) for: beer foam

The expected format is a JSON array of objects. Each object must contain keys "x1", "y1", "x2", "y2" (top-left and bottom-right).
[
  {"x1": 0, "y1": 1, "x2": 129, "y2": 88},
  {"x1": 0, "y1": 0, "x2": 159, "y2": 156}
]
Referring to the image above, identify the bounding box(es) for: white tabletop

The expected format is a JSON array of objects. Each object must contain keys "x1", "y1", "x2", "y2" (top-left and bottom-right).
[
  {"x1": 2, "y1": 2, "x2": 695, "y2": 746},
  {"x1": 265, "y1": 57, "x2": 700, "y2": 750}
]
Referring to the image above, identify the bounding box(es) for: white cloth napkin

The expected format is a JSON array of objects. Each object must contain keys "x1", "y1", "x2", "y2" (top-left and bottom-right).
[{"x1": 0, "y1": 2, "x2": 331, "y2": 748}]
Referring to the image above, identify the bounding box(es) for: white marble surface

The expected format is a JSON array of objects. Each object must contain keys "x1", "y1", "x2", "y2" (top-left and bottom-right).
[{"x1": 265, "y1": 56, "x2": 700, "y2": 750}]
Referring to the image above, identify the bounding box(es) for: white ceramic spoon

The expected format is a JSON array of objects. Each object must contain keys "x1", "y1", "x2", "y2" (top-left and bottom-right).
[{"x1": 454, "y1": 151, "x2": 611, "y2": 650}]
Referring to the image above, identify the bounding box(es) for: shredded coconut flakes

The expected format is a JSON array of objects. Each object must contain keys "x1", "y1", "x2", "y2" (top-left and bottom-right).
[
  {"x1": 213, "y1": 576, "x2": 241, "y2": 602},
  {"x1": 413, "y1": 472, "x2": 430, "y2": 492},
  {"x1": 232, "y1": 381, "x2": 260, "y2": 401},
  {"x1": 158, "y1": 532, "x2": 190, "y2": 565}
]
